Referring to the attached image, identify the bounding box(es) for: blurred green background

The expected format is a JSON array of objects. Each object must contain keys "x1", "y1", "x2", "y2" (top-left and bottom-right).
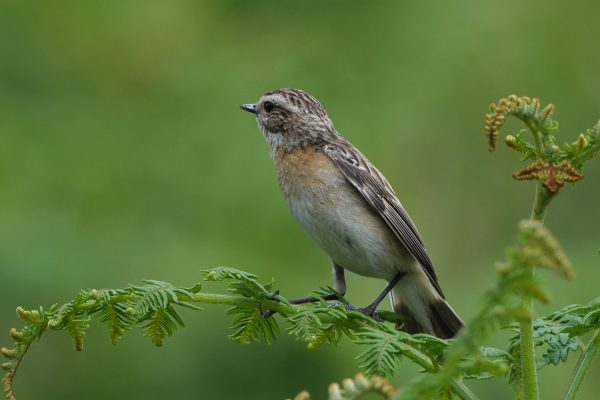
[{"x1": 1, "y1": 1, "x2": 599, "y2": 399}]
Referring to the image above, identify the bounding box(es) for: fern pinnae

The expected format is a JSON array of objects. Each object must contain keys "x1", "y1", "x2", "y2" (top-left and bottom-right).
[
  {"x1": 141, "y1": 307, "x2": 178, "y2": 347},
  {"x1": 65, "y1": 315, "x2": 90, "y2": 351},
  {"x1": 288, "y1": 310, "x2": 322, "y2": 341},
  {"x1": 2, "y1": 310, "x2": 49, "y2": 400},
  {"x1": 356, "y1": 328, "x2": 402, "y2": 377},
  {"x1": 96, "y1": 302, "x2": 133, "y2": 345},
  {"x1": 227, "y1": 306, "x2": 278, "y2": 345}
]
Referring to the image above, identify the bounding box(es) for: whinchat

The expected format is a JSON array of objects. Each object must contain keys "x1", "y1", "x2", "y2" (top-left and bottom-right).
[{"x1": 241, "y1": 88, "x2": 463, "y2": 338}]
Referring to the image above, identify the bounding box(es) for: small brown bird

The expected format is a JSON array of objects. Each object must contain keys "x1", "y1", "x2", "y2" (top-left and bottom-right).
[{"x1": 241, "y1": 88, "x2": 463, "y2": 338}]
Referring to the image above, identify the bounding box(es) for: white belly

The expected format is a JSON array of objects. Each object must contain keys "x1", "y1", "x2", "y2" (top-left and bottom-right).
[{"x1": 285, "y1": 170, "x2": 414, "y2": 279}]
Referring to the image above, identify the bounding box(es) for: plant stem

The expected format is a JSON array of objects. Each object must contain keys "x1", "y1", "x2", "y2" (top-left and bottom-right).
[
  {"x1": 520, "y1": 183, "x2": 556, "y2": 400},
  {"x1": 563, "y1": 329, "x2": 600, "y2": 400},
  {"x1": 190, "y1": 290, "x2": 481, "y2": 399},
  {"x1": 182, "y1": 293, "x2": 478, "y2": 400},
  {"x1": 519, "y1": 291, "x2": 537, "y2": 400},
  {"x1": 531, "y1": 182, "x2": 555, "y2": 221},
  {"x1": 450, "y1": 380, "x2": 479, "y2": 400},
  {"x1": 518, "y1": 120, "x2": 552, "y2": 400},
  {"x1": 184, "y1": 291, "x2": 481, "y2": 399}
]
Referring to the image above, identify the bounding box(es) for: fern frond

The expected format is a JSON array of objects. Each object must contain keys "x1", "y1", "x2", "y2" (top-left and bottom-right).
[
  {"x1": 140, "y1": 306, "x2": 181, "y2": 347},
  {"x1": 518, "y1": 220, "x2": 574, "y2": 279},
  {"x1": 91, "y1": 290, "x2": 135, "y2": 345},
  {"x1": 485, "y1": 95, "x2": 557, "y2": 152},
  {"x1": 46, "y1": 291, "x2": 92, "y2": 351},
  {"x1": 2, "y1": 308, "x2": 48, "y2": 400},
  {"x1": 65, "y1": 315, "x2": 90, "y2": 351},
  {"x1": 202, "y1": 267, "x2": 259, "y2": 282},
  {"x1": 397, "y1": 220, "x2": 572, "y2": 397},
  {"x1": 461, "y1": 347, "x2": 512, "y2": 380},
  {"x1": 202, "y1": 267, "x2": 275, "y2": 301},
  {"x1": 507, "y1": 296, "x2": 600, "y2": 382},
  {"x1": 567, "y1": 120, "x2": 600, "y2": 168},
  {"x1": 129, "y1": 280, "x2": 201, "y2": 316},
  {"x1": 411, "y1": 334, "x2": 451, "y2": 365},
  {"x1": 127, "y1": 282, "x2": 200, "y2": 347},
  {"x1": 287, "y1": 309, "x2": 321, "y2": 339},
  {"x1": 355, "y1": 325, "x2": 417, "y2": 377},
  {"x1": 227, "y1": 306, "x2": 279, "y2": 344},
  {"x1": 288, "y1": 306, "x2": 351, "y2": 350}
]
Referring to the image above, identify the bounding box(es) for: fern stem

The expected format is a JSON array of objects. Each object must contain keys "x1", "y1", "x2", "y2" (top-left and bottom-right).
[
  {"x1": 181, "y1": 293, "x2": 474, "y2": 399},
  {"x1": 563, "y1": 329, "x2": 600, "y2": 400},
  {"x1": 187, "y1": 292, "x2": 296, "y2": 313},
  {"x1": 83, "y1": 289, "x2": 482, "y2": 398},
  {"x1": 530, "y1": 182, "x2": 554, "y2": 222},
  {"x1": 450, "y1": 380, "x2": 479, "y2": 400},
  {"x1": 520, "y1": 182, "x2": 556, "y2": 400},
  {"x1": 519, "y1": 118, "x2": 552, "y2": 400},
  {"x1": 75, "y1": 292, "x2": 298, "y2": 316},
  {"x1": 518, "y1": 292, "x2": 537, "y2": 400}
]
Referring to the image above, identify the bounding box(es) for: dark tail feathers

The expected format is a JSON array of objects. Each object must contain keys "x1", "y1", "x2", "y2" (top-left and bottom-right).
[{"x1": 395, "y1": 299, "x2": 463, "y2": 339}]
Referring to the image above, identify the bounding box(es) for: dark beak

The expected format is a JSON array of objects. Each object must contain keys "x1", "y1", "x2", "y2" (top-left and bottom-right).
[{"x1": 240, "y1": 103, "x2": 257, "y2": 114}]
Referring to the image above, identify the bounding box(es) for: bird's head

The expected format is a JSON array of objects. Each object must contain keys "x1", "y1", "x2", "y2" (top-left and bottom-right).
[{"x1": 241, "y1": 88, "x2": 337, "y2": 151}]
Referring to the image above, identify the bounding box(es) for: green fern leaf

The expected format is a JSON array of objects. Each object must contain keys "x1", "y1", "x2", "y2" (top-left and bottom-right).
[
  {"x1": 227, "y1": 306, "x2": 278, "y2": 344},
  {"x1": 288, "y1": 307, "x2": 351, "y2": 350},
  {"x1": 2, "y1": 312, "x2": 48, "y2": 400},
  {"x1": 66, "y1": 315, "x2": 90, "y2": 351},
  {"x1": 202, "y1": 267, "x2": 259, "y2": 281},
  {"x1": 140, "y1": 306, "x2": 181, "y2": 347},
  {"x1": 46, "y1": 291, "x2": 92, "y2": 351},
  {"x1": 93, "y1": 291, "x2": 135, "y2": 345},
  {"x1": 355, "y1": 326, "x2": 408, "y2": 377},
  {"x1": 203, "y1": 267, "x2": 273, "y2": 299}
]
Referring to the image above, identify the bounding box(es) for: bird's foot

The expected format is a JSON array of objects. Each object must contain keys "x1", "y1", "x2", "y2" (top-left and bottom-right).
[
  {"x1": 344, "y1": 304, "x2": 383, "y2": 322},
  {"x1": 261, "y1": 289, "x2": 282, "y2": 319}
]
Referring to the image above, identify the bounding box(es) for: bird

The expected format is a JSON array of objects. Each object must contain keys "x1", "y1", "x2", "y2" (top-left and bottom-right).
[{"x1": 240, "y1": 88, "x2": 463, "y2": 338}]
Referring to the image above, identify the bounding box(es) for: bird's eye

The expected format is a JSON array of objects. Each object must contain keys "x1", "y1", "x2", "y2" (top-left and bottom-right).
[{"x1": 263, "y1": 101, "x2": 274, "y2": 113}]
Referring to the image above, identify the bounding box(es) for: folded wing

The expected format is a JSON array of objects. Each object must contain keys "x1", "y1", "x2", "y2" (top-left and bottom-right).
[{"x1": 322, "y1": 141, "x2": 444, "y2": 298}]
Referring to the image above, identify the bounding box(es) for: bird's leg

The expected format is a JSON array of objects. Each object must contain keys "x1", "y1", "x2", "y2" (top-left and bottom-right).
[
  {"x1": 346, "y1": 271, "x2": 406, "y2": 318},
  {"x1": 262, "y1": 264, "x2": 346, "y2": 318}
]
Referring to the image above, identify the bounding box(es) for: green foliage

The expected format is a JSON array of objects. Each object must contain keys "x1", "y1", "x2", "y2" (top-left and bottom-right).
[
  {"x1": 47, "y1": 291, "x2": 92, "y2": 351},
  {"x1": 485, "y1": 95, "x2": 599, "y2": 194},
  {"x1": 355, "y1": 324, "x2": 422, "y2": 377},
  {"x1": 288, "y1": 305, "x2": 352, "y2": 350},
  {"x1": 485, "y1": 95, "x2": 600, "y2": 168},
  {"x1": 1, "y1": 280, "x2": 205, "y2": 399},
  {"x1": 128, "y1": 280, "x2": 201, "y2": 347},
  {"x1": 484, "y1": 95, "x2": 599, "y2": 400},
  {"x1": 552, "y1": 298, "x2": 600, "y2": 337},
  {"x1": 227, "y1": 306, "x2": 279, "y2": 344},
  {"x1": 391, "y1": 220, "x2": 572, "y2": 399},
  {"x1": 507, "y1": 297, "x2": 600, "y2": 381},
  {"x1": 0, "y1": 245, "x2": 597, "y2": 400},
  {"x1": 2, "y1": 96, "x2": 600, "y2": 400},
  {"x1": 203, "y1": 267, "x2": 280, "y2": 344},
  {"x1": 202, "y1": 267, "x2": 275, "y2": 302},
  {"x1": 485, "y1": 95, "x2": 558, "y2": 152},
  {"x1": 90, "y1": 289, "x2": 135, "y2": 345},
  {"x1": 1, "y1": 308, "x2": 48, "y2": 400}
]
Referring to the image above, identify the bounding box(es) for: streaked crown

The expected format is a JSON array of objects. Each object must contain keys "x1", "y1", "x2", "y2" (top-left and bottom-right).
[{"x1": 242, "y1": 88, "x2": 338, "y2": 150}]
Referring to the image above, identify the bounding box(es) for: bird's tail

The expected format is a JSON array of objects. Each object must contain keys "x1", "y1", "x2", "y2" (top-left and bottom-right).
[{"x1": 389, "y1": 273, "x2": 463, "y2": 339}]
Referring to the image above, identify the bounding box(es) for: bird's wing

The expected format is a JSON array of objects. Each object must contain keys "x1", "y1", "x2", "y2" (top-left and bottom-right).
[{"x1": 322, "y1": 141, "x2": 444, "y2": 298}]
